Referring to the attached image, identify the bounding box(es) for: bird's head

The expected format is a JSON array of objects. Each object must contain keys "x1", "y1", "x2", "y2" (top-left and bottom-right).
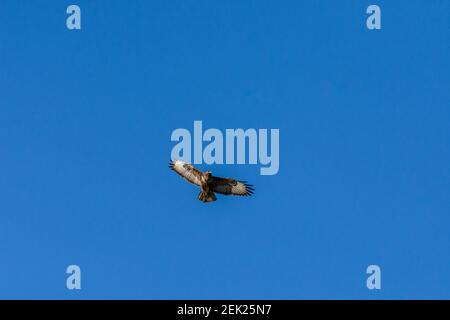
[{"x1": 204, "y1": 171, "x2": 213, "y2": 180}]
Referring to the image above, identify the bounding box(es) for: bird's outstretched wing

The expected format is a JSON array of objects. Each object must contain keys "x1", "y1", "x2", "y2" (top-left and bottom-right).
[
  {"x1": 169, "y1": 160, "x2": 203, "y2": 186},
  {"x1": 210, "y1": 176, "x2": 254, "y2": 196}
]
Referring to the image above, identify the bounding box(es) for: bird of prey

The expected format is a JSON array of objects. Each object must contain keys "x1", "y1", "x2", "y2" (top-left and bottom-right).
[{"x1": 169, "y1": 160, "x2": 255, "y2": 202}]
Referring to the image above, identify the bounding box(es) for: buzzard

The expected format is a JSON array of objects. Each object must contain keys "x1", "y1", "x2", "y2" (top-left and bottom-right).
[{"x1": 169, "y1": 160, "x2": 254, "y2": 202}]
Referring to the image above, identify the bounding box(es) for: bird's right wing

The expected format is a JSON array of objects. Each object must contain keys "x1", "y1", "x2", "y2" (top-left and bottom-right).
[
  {"x1": 210, "y1": 176, "x2": 254, "y2": 196},
  {"x1": 169, "y1": 160, "x2": 203, "y2": 186}
]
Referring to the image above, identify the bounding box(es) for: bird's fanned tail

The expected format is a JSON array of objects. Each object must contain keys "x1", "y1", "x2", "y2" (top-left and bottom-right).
[{"x1": 198, "y1": 190, "x2": 217, "y2": 202}]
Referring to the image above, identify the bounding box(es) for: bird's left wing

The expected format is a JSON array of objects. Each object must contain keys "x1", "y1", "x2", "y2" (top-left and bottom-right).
[
  {"x1": 210, "y1": 176, "x2": 254, "y2": 196},
  {"x1": 169, "y1": 160, "x2": 203, "y2": 186}
]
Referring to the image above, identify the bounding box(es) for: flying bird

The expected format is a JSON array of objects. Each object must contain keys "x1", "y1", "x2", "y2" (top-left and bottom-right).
[{"x1": 169, "y1": 160, "x2": 254, "y2": 202}]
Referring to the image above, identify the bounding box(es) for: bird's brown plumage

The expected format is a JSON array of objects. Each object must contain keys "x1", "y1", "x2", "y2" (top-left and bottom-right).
[{"x1": 169, "y1": 160, "x2": 254, "y2": 202}]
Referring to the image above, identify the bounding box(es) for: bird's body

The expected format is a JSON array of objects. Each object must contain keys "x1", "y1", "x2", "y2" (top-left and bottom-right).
[
  {"x1": 197, "y1": 171, "x2": 217, "y2": 202},
  {"x1": 169, "y1": 160, "x2": 254, "y2": 203}
]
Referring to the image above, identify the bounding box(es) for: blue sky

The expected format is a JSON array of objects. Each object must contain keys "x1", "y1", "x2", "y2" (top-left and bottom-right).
[{"x1": 0, "y1": 1, "x2": 449, "y2": 299}]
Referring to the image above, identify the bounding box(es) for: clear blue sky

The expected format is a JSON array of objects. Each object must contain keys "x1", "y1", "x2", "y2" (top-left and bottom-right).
[{"x1": 0, "y1": 1, "x2": 449, "y2": 299}]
